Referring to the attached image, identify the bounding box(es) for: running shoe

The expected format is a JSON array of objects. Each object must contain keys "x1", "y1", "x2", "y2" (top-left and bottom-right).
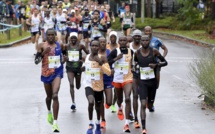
[
  {"x1": 52, "y1": 123, "x2": 60, "y2": 132},
  {"x1": 101, "y1": 121, "x2": 106, "y2": 129},
  {"x1": 123, "y1": 124, "x2": 130, "y2": 133},
  {"x1": 86, "y1": 124, "x2": 94, "y2": 134},
  {"x1": 47, "y1": 113, "x2": 53, "y2": 125},
  {"x1": 71, "y1": 103, "x2": 76, "y2": 110},
  {"x1": 95, "y1": 124, "x2": 101, "y2": 134},
  {"x1": 117, "y1": 109, "x2": 124, "y2": 120},
  {"x1": 104, "y1": 103, "x2": 110, "y2": 109},
  {"x1": 142, "y1": 129, "x2": 147, "y2": 134},
  {"x1": 134, "y1": 121, "x2": 140, "y2": 129},
  {"x1": 149, "y1": 106, "x2": 155, "y2": 112},
  {"x1": 111, "y1": 105, "x2": 117, "y2": 113}
]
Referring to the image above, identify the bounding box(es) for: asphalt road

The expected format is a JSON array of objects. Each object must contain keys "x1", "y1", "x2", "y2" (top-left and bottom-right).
[{"x1": 0, "y1": 35, "x2": 215, "y2": 134}]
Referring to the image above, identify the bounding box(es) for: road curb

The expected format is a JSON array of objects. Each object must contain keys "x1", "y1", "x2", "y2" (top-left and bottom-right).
[
  {"x1": 154, "y1": 31, "x2": 215, "y2": 48},
  {"x1": 0, "y1": 36, "x2": 31, "y2": 48}
]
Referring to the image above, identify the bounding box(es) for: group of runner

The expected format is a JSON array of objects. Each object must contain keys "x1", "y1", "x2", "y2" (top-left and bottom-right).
[{"x1": 33, "y1": 1, "x2": 168, "y2": 134}]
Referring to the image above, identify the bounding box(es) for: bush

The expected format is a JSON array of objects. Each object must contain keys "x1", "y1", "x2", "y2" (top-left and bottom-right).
[{"x1": 190, "y1": 50, "x2": 215, "y2": 102}]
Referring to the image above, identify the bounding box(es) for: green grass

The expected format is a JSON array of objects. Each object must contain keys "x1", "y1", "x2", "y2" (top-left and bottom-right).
[
  {"x1": 0, "y1": 28, "x2": 30, "y2": 45},
  {"x1": 154, "y1": 29, "x2": 215, "y2": 45}
]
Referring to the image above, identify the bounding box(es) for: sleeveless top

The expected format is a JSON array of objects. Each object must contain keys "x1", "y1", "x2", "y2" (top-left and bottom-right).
[
  {"x1": 129, "y1": 42, "x2": 141, "y2": 53},
  {"x1": 56, "y1": 13, "x2": 67, "y2": 31},
  {"x1": 31, "y1": 15, "x2": 40, "y2": 32},
  {"x1": 136, "y1": 47, "x2": 156, "y2": 80},
  {"x1": 41, "y1": 42, "x2": 63, "y2": 77},
  {"x1": 66, "y1": 43, "x2": 83, "y2": 69},
  {"x1": 113, "y1": 48, "x2": 133, "y2": 83},
  {"x1": 43, "y1": 17, "x2": 55, "y2": 33},
  {"x1": 90, "y1": 19, "x2": 103, "y2": 39},
  {"x1": 123, "y1": 12, "x2": 132, "y2": 26},
  {"x1": 82, "y1": 15, "x2": 91, "y2": 31}
]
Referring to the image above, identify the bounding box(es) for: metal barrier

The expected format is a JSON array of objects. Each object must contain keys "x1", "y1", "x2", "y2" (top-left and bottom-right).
[{"x1": 0, "y1": 23, "x2": 22, "y2": 40}]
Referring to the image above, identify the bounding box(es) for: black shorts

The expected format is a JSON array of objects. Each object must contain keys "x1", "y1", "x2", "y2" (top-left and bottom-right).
[
  {"x1": 123, "y1": 27, "x2": 131, "y2": 31},
  {"x1": 19, "y1": 14, "x2": 26, "y2": 20},
  {"x1": 132, "y1": 71, "x2": 139, "y2": 79},
  {"x1": 78, "y1": 31, "x2": 82, "y2": 34},
  {"x1": 66, "y1": 66, "x2": 82, "y2": 76},
  {"x1": 85, "y1": 87, "x2": 103, "y2": 103},
  {"x1": 138, "y1": 79, "x2": 157, "y2": 101},
  {"x1": 31, "y1": 31, "x2": 40, "y2": 36},
  {"x1": 83, "y1": 31, "x2": 90, "y2": 39},
  {"x1": 107, "y1": 22, "x2": 111, "y2": 29}
]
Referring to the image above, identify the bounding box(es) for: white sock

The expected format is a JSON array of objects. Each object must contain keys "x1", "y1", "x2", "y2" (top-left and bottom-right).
[
  {"x1": 118, "y1": 105, "x2": 122, "y2": 110},
  {"x1": 48, "y1": 110, "x2": 52, "y2": 114},
  {"x1": 96, "y1": 120, "x2": 100, "y2": 124},
  {"x1": 53, "y1": 120, "x2": 57, "y2": 124},
  {"x1": 125, "y1": 119, "x2": 130, "y2": 125},
  {"x1": 89, "y1": 120, "x2": 93, "y2": 124}
]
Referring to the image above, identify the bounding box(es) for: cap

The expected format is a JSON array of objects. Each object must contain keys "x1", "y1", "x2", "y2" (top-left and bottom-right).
[
  {"x1": 109, "y1": 31, "x2": 118, "y2": 38},
  {"x1": 71, "y1": 9, "x2": 75, "y2": 13},
  {"x1": 63, "y1": 9, "x2": 67, "y2": 12},
  {"x1": 70, "y1": 32, "x2": 78, "y2": 38},
  {"x1": 132, "y1": 29, "x2": 142, "y2": 36}
]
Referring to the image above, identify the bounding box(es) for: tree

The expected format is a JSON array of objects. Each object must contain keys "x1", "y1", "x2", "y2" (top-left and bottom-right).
[
  {"x1": 155, "y1": 0, "x2": 160, "y2": 18},
  {"x1": 212, "y1": 0, "x2": 215, "y2": 19},
  {"x1": 147, "y1": 0, "x2": 152, "y2": 17}
]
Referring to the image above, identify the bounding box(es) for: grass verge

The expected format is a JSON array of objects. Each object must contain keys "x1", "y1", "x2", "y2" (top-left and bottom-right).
[{"x1": 0, "y1": 28, "x2": 30, "y2": 45}]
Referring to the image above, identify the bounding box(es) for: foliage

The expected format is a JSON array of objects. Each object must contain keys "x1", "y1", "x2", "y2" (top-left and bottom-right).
[
  {"x1": 190, "y1": 50, "x2": 215, "y2": 102},
  {"x1": 175, "y1": 0, "x2": 201, "y2": 30}
]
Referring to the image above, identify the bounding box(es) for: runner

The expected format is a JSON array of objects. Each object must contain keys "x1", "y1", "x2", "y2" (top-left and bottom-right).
[
  {"x1": 74, "y1": 7, "x2": 83, "y2": 42},
  {"x1": 98, "y1": 37, "x2": 113, "y2": 129},
  {"x1": 144, "y1": 26, "x2": 168, "y2": 112},
  {"x1": 129, "y1": 29, "x2": 142, "y2": 129},
  {"x1": 62, "y1": 0, "x2": 71, "y2": 10},
  {"x1": 26, "y1": 8, "x2": 41, "y2": 54},
  {"x1": 82, "y1": 8, "x2": 91, "y2": 50},
  {"x1": 56, "y1": 7, "x2": 68, "y2": 44},
  {"x1": 34, "y1": 28, "x2": 67, "y2": 132},
  {"x1": 106, "y1": 4, "x2": 115, "y2": 44},
  {"x1": 88, "y1": 10, "x2": 107, "y2": 41},
  {"x1": 108, "y1": 36, "x2": 133, "y2": 133},
  {"x1": 65, "y1": 32, "x2": 89, "y2": 111},
  {"x1": 121, "y1": 6, "x2": 134, "y2": 36},
  {"x1": 42, "y1": 10, "x2": 55, "y2": 42},
  {"x1": 134, "y1": 35, "x2": 167, "y2": 134},
  {"x1": 106, "y1": 31, "x2": 119, "y2": 113},
  {"x1": 83, "y1": 40, "x2": 111, "y2": 134}
]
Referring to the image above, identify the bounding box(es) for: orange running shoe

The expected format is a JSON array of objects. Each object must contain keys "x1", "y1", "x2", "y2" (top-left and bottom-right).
[
  {"x1": 142, "y1": 129, "x2": 147, "y2": 134},
  {"x1": 134, "y1": 121, "x2": 140, "y2": 129},
  {"x1": 117, "y1": 109, "x2": 124, "y2": 120},
  {"x1": 104, "y1": 103, "x2": 110, "y2": 109},
  {"x1": 101, "y1": 121, "x2": 106, "y2": 129},
  {"x1": 123, "y1": 124, "x2": 130, "y2": 133}
]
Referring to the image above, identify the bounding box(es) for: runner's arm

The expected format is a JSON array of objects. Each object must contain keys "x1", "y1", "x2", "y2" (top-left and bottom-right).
[
  {"x1": 107, "y1": 49, "x2": 118, "y2": 66},
  {"x1": 34, "y1": 43, "x2": 43, "y2": 64},
  {"x1": 161, "y1": 44, "x2": 168, "y2": 57},
  {"x1": 153, "y1": 49, "x2": 168, "y2": 67},
  {"x1": 80, "y1": 44, "x2": 89, "y2": 54}
]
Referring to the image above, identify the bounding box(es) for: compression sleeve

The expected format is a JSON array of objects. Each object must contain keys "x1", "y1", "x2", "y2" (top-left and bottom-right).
[
  {"x1": 157, "y1": 55, "x2": 168, "y2": 67},
  {"x1": 35, "y1": 52, "x2": 43, "y2": 65},
  {"x1": 107, "y1": 49, "x2": 117, "y2": 66}
]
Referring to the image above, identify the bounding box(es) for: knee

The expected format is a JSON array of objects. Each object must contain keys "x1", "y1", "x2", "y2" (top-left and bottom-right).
[
  {"x1": 125, "y1": 97, "x2": 131, "y2": 103},
  {"x1": 46, "y1": 96, "x2": 52, "y2": 101},
  {"x1": 133, "y1": 94, "x2": 138, "y2": 100},
  {"x1": 141, "y1": 101, "x2": 147, "y2": 109},
  {"x1": 52, "y1": 93, "x2": 58, "y2": 101},
  {"x1": 70, "y1": 84, "x2": 74, "y2": 89},
  {"x1": 88, "y1": 100, "x2": 94, "y2": 107}
]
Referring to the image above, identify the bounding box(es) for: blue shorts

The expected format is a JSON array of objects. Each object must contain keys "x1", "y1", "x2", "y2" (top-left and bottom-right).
[
  {"x1": 104, "y1": 82, "x2": 113, "y2": 89},
  {"x1": 41, "y1": 71, "x2": 63, "y2": 84}
]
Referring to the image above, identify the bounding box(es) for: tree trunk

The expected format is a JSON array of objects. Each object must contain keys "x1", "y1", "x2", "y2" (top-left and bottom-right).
[
  {"x1": 147, "y1": 0, "x2": 151, "y2": 17},
  {"x1": 137, "y1": 0, "x2": 142, "y2": 17},
  {"x1": 212, "y1": 0, "x2": 215, "y2": 19},
  {"x1": 155, "y1": 0, "x2": 160, "y2": 18}
]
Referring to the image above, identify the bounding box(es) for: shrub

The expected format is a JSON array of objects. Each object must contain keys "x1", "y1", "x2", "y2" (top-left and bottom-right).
[{"x1": 190, "y1": 50, "x2": 215, "y2": 102}]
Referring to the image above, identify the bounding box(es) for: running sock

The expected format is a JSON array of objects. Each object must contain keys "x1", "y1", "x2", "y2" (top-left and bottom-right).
[
  {"x1": 53, "y1": 120, "x2": 57, "y2": 125},
  {"x1": 96, "y1": 120, "x2": 100, "y2": 124},
  {"x1": 118, "y1": 105, "x2": 122, "y2": 110},
  {"x1": 135, "y1": 117, "x2": 138, "y2": 122},
  {"x1": 125, "y1": 119, "x2": 130, "y2": 125},
  {"x1": 48, "y1": 110, "x2": 52, "y2": 114},
  {"x1": 89, "y1": 120, "x2": 93, "y2": 124},
  {"x1": 141, "y1": 120, "x2": 146, "y2": 129}
]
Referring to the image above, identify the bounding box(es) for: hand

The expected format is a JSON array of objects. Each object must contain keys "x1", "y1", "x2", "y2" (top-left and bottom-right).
[
  {"x1": 148, "y1": 63, "x2": 157, "y2": 69},
  {"x1": 63, "y1": 55, "x2": 68, "y2": 62},
  {"x1": 94, "y1": 55, "x2": 102, "y2": 65},
  {"x1": 100, "y1": 19, "x2": 105, "y2": 25},
  {"x1": 31, "y1": 23, "x2": 35, "y2": 26},
  {"x1": 94, "y1": 26, "x2": 98, "y2": 30},
  {"x1": 88, "y1": 31, "x2": 91, "y2": 34},
  {"x1": 116, "y1": 53, "x2": 123, "y2": 61},
  {"x1": 42, "y1": 47, "x2": 51, "y2": 56}
]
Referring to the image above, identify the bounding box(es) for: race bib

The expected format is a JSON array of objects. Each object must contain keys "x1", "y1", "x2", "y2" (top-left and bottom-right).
[
  {"x1": 86, "y1": 67, "x2": 100, "y2": 80},
  {"x1": 92, "y1": 29, "x2": 101, "y2": 37},
  {"x1": 83, "y1": 23, "x2": 89, "y2": 30},
  {"x1": 124, "y1": 18, "x2": 131, "y2": 25},
  {"x1": 140, "y1": 67, "x2": 155, "y2": 80},
  {"x1": 115, "y1": 62, "x2": 129, "y2": 75},
  {"x1": 58, "y1": 23, "x2": 66, "y2": 30},
  {"x1": 21, "y1": 8, "x2": 25, "y2": 14},
  {"x1": 48, "y1": 56, "x2": 61, "y2": 69},
  {"x1": 68, "y1": 51, "x2": 79, "y2": 61}
]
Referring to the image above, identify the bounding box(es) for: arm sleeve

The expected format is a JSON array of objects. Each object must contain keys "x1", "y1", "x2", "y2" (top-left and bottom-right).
[
  {"x1": 101, "y1": 63, "x2": 111, "y2": 76},
  {"x1": 107, "y1": 49, "x2": 117, "y2": 66},
  {"x1": 131, "y1": 16, "x2": 134, "y2": 23},
  {"x1": 157, "y1": 55, "x2": 168, "y2": 67}
]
